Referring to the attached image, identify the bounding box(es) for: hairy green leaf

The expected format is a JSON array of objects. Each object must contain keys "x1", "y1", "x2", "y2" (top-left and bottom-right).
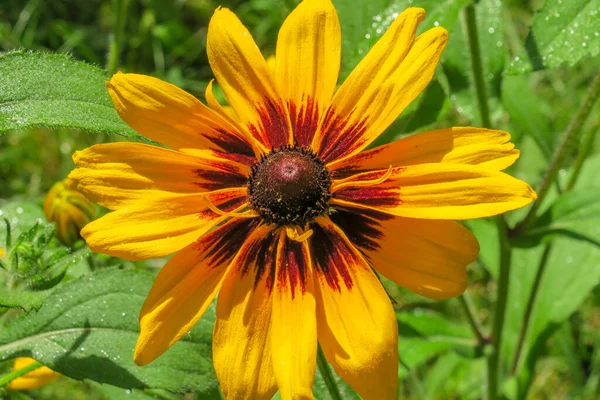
[
  {"x1": 0, "y1": 268, "x2": 220, "y2": 396},
  {"x1": 507, "y1": 0, "x2": 600, "y2": 74},
  {"x1": 0, "y1": 289, "x2": 51, "y2": 312},
  {"x1": 0, "y1": 51, "x2": 145, "y2": 140}
]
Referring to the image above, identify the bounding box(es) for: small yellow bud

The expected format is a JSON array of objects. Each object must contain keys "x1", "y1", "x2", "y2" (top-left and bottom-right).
[
  {"x1": 43, "y1": 178, "x2": 96, "y2": 246},
  {"x1": 8, "y1": 357, "x2": 60, "y2": 390}
]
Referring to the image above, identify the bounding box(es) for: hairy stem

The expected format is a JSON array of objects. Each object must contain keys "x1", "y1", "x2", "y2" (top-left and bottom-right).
[
  {"x1": 487, "y1": 217, "x2": 512, "y2": 400},
  {"x1": 510, "y1": 244, "x2": 552, "y2": 375},
  {"x1": 458, "y1": 293, "x2": 487, "y2": 346},
  {"x1": 464, "y1": 3, "x2": 492, "y2": 129},
  {"x1": 566, "y1": 122, "x2": 598, "y2": 192},
  {"x1": 464, "y1": 4, "x2": 510, "y2": 399},
  {"x1": 513, "y1": 73, "x2": 600, "y2": 235}
]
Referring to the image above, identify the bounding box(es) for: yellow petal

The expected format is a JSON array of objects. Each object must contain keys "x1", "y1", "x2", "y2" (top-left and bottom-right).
[
  {"x1": 208, "y1": 7, "x2": 292, "y2": 148},
  {"x1": 271, "y1": 232, "x2": 317, "y2": 400},
  {"x1": 70, "y1": 142, "x2": 249, "y2": 209},
  {"x1": 107, "y1": 72, "x2": 257, "y2": 157},
  {"x1": 310, "y1": 218, "x2": 397, "y2": 400},
  {"x1": 332, "y1": 163, "x2": 537, "y2": 220},
  {"x1": 213, "y1": 225, "x2": 278, "y2": 400},
  {"x1": 8, "y1": 358, "x2": 60, "y2": 390},
  {"x1": 314, "y1": 10, "x2": 449, "y2": 162},
  {"x1": 134, "y1": 219, "x2": 260, "y2": 366},
  {"x1": 329, "y1": 206, "x2": 479, "y2": 299},
  {"x1": 329, "y1": 127, "x2": 520, "y2": 173},
  {"x1": 275, "y1": 0, "x2": 340, "y2": 146},
  {"x1": 81, "y1": 189, "x2": 248, "y2": 260}
]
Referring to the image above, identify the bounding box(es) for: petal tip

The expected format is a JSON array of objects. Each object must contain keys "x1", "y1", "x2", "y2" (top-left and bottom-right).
[
  {"x1": 71, "y1": 150, "x2": 81, "y2": 164},
  {"x1": 107, "y1": 70, "x2": 126, "y2": 85},
  {"x1": 133, "y1": 348, "x2": 151, "y2": 367},
  {"x1": 527, "y1": 185, "x2": 538, "y2": 201},
  {"x1": 431, "y1": 26, "x2": 449, "y2": 41}
]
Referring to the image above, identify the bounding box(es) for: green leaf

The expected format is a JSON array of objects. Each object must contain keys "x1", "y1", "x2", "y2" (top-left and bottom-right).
[
  {"x1": 525, "y1": 188, "x2": 600, "y2": 246},
  {"x1": 397, "y1": 309, "x2": 475, "y2": 379},
  {"x1": 507, "y1": 0, "x2": 600, "y2": 74},
  {"x1": 0, "y1": 289, "x2": 51, "y2": 311},
  {"x1": 501, "y1": 75, "x2": 554, "y2": 159},
  {"x1": 0, "y1": 268, "x2": 220, "y2": 396},
  {"x1": 0, "y1": 51, "x2": 145, "y2": 140},
  {"x1": 500, "y1": 150, "x2": 600, "y2": 396},
  {"x1": 503, "y1": 238, "x2": 600, "y2": 396},
  {"x1": 89, "y1": 382, "x2": 174, "y2": 400}
]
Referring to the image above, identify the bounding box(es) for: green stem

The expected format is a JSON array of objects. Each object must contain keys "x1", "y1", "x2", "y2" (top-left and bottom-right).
[
  {"x1": 458, "y1": 293, "x2": 487, "y2": 346},
  {"x1": 317, "y1": 346, "x2": 342, "y2": 400},
  {"x1": 0, "y1": 361, "x2": 43, "y2": 388},
  {"x1": 512, "y1": 73, "x2": 600, "y2": 236},
  {"x1": 463, "y1": 3, "x2": 492, "y2": 128},
  {"x1": 510, "y1": 244, "x2": 552, "y2": 375},
  {"x1": 566, "y1": 122, "x2": 598, "y2": 192},
  {"x1": 464, "y1": 4, "x2": 509, "y2": 398},
  {"x1": 487, "y1": 217, "x2": 512, "y2": 400},
  {"x1": 107, "y1": 0, "x2": 129, "y2": 76}
]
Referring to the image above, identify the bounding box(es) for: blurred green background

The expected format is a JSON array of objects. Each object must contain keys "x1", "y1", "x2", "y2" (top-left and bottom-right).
[{"x1": 1, "y1": 0, "x2": 599, "y2": 399}]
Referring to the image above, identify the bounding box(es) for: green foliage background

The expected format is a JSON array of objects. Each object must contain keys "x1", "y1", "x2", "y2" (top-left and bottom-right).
[{"x1": 1, "y1": 0, "x2": 599, "y2": 399}]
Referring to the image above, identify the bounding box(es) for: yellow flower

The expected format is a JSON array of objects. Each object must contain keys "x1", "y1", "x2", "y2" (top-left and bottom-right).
[
  {"x1": 43, "y1": 178, "x2": 96, "y2": 246},
  {"x1": 69, "y1": 2, "x2": 536, "y2": 399},
  {"x1": 7, "y1": 357, "x2": 60, "y2": 390}
]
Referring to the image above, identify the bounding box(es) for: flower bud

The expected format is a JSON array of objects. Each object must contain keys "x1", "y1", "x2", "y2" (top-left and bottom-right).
[{"x1": 43, "y1": 179, "x2": 96, "y2": 246}]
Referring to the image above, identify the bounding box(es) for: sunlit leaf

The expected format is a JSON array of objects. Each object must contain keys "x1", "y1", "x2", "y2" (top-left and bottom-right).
[
  {"x1": 0, "y1": 268, "x2": 220, "y2": 396},
  {"x1": 0, "y1": 289, "x2": 50, "y2": 312},
  {"x1": 507, "y1": 0, "x2": 600, "y2": 74},
  {"x1": 0, "y1": 51, "x2": 146, "y2": 141}
]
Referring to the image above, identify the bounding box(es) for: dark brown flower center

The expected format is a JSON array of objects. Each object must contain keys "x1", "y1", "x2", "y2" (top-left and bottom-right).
[{"x1": 248, "y1": 146, "x2": 331, "y2": 226}]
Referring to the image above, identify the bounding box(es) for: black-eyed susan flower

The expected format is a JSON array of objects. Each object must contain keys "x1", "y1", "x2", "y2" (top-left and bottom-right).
[
  {"x1": 43, "y1": 178, "x2": 96, "y2": 246},
  {"x1": 69, "y1": 1, "x2": 536, "y2": 398},
  {"x1": 7, "y1": 357, "x2": 60, "y2": 390}
]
